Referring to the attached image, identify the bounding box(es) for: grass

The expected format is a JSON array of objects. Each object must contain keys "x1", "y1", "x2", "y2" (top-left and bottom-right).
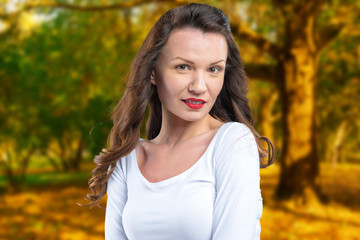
[{"x1": 0, "y1": 172, "x2": 90, "y2": 186}]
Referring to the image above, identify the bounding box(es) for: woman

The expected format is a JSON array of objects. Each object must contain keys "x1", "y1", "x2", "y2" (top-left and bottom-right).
[{"x1": 86, "y1": 3, "x2": 274, "y2": 239}]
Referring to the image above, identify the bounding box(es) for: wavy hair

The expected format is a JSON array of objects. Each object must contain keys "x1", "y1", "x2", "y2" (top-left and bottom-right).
[{"x1": 85, "y1": 3, "x2": 274, "y2": 207}]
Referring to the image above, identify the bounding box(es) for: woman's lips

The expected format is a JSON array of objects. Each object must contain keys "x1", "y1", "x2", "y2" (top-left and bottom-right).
[{"x1": 182, "y1": 98, "x2": 206, "y2": 109}]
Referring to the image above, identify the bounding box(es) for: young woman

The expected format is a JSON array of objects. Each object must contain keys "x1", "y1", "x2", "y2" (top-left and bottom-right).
[{"x1": 86, "y1": 3, "x2": 274, "y2": 239}]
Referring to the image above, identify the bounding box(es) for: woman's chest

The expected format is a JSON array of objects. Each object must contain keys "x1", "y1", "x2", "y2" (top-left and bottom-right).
[
  {"x1": 137, "y1": 133, "x2": 215, "y2": 183},
  {"x1": 123, "y1": 181, "x2": 215, "y2": 240}
]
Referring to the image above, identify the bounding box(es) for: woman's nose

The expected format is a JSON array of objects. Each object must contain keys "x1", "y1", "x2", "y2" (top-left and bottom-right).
[{"x1": 188, "y1": 71, "x2": 207, "y2": 94}]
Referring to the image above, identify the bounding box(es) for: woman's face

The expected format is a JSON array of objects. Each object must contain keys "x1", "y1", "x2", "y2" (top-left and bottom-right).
[{"x1": 152, "y1": 28, "x2": 227, "y2": 123}]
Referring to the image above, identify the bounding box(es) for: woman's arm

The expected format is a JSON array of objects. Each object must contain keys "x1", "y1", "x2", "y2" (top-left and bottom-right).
[
  {"x1": 212, "y1": 124, "x2": 262, "y2": 239},
  {"x1": 105, "y1": 160, "x2": 128, "y2": 240}
]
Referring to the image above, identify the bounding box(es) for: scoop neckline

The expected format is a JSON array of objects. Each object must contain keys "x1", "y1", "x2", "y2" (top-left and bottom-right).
[{"x1": 133, "y1": 122, "x2": 232, "y2": 186}]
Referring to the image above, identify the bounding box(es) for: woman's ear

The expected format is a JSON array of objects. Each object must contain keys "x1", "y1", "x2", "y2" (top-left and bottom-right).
[{"x1": 150, "y1": 70, "x2": 156, "y2": 85}]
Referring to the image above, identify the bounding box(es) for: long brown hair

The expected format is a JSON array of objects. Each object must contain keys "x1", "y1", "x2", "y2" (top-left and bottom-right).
[{"x1": 85, "y1": 3, "x2": 274, "y2": 207}]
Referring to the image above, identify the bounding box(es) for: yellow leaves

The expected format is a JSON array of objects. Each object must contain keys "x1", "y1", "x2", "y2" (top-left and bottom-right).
[
  {"x1": 60, "y1": 231, "x2": 88, "y2": 240},
  {"x1": 0, "y1": 20, "x2": 9, "y2": 33},
  {"x1": 260, "y1": 163, "x2": 360, "y2": 240},
  {"x1": 0, "y1": 162, "x2": 358, "y2": 239},
  {"x1": 261, "y1": 201, "x2": 360, "y2": 239},
  {"x1": 17, "y1": 12, "x2": 40, "y2": 38},
  {"x1": 4, "y1": 191, "x2": 37, "y2": 208},
  {"x1": 11, "y1": 214, "x2": 25, "y2": 223},
  {"x1": 94, "y1": 223, "x2": 105, "y2": 233},
  {"x1": 24, "y1": 204, "x2": 41, "y2": 215},
  {"x1": 102, "y1": 36, "x2": 116, "y2": 50},
  {"x1": 1, "y1": 187, "x2": 106, "y2": 239}
]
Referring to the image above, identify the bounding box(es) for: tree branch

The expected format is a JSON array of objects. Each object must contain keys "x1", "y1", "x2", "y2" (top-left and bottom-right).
[
  {"x1": 23, "y1": 0, "x2": 185, "y2": 12},
  {"x1": 0, "y1": 0, "x2": 187, "y2": 37},
  {"x1": 231, "y1": 21, "x2": 281, "y2": 58},
  {"x1": 315, "y1": 23, "x2": 344, "y2": 50},
  {"x1": 299, "y1": 0, "x2": 328, "y2": 16},
  {"x1": 244, "y1": 63, "x2": 277, "y2": 83}
]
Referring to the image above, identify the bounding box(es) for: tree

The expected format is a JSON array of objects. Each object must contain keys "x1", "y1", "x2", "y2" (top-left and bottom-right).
[{"x1": 230, "y1": 0, "x2": 360, "y2": 204}]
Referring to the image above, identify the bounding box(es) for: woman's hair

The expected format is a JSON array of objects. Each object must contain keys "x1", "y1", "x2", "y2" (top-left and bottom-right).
[{"x1": 85, "y1": 3, "x2": 274, "y2": 207}]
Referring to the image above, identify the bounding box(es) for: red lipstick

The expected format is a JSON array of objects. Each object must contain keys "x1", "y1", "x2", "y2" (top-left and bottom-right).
[{"x1": 183, "y1": 98, "x2": 206, "y2": 109}]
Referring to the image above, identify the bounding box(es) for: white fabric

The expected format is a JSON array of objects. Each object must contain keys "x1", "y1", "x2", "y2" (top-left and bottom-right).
[{"x1": 105, "y1": 122, "x2": 262, "y2": 240}]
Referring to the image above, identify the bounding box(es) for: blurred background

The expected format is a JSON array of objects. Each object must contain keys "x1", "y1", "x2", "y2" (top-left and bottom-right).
[{"x1": 1, "y1": 0, "x2": 359, "y2": 239}]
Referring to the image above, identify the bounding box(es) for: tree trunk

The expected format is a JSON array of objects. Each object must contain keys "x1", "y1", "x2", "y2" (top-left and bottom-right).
[
  {"x1": 330, "y1": 121, "x2": 348, "y2": 167},
  {"x1": 274, "y1": 9, "x2": 327, "y2": 204},
  {"x1": 260, "y1": 91, "x2": 279, "y2": 144},
  {"x1": 275, "y1": 46, "x2": 323, "y2": 204},
  {"x1": 2, "y1": 146, "x2": 35, "y2": 192},
  {"x1": 70, "y1": 138, "x2": 84, "y2": 171}
]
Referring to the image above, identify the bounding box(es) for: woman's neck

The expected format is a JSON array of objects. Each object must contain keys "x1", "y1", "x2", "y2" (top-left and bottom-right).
[{"x1": 151, "y1": 112, "x2": 215, "y2": 149}]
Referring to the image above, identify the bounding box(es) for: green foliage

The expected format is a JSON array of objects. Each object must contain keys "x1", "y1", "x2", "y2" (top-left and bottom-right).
[
  {"x1": 0, "y1": 4, "x2": 138, "y2": 178},
  {"x1": 317, "y1": 33, "x2": 360, "y2": 163}
]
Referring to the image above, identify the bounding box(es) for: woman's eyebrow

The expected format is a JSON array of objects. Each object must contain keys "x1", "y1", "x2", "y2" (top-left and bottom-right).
[
  {"x1": 170, "y1": 57, "x2": 225, "y2": 65},
  {"x1": 170, "y1": 57, "x2": 195, "y2": 64},
  {"x1": 210, "y1": 59, "x2": 226, "y2": 65}
]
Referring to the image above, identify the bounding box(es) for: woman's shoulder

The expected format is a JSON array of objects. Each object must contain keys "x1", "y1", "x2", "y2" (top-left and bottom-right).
[
  {"x1": 214, "y1": 122, "x2": 260, "y2": 179},
  {"x1": 217, "y1": 122, "x2": 255, "y2": 144},
  {"x1": 112, "y1": 147, "x2": 137, "y2": 177},
  {"x1": 214, "y1": 122, "x2": 258, "y2": 160}
]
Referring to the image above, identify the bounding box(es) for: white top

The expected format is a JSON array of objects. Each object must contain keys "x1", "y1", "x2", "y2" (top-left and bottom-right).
[{"x1": 105, "y1": 122, "x2": 263, "y2": 240}]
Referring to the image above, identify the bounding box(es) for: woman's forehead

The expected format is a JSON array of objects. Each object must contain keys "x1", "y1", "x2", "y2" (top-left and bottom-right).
[{"x1": 160, "y1": 28, "x2": 228, "y2": 63}]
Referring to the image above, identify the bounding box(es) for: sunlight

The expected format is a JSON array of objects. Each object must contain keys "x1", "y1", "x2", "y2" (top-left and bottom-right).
[
  {"x1": 2, "y1": 0, "x2": 58, "y2": 37},
  {"x1": 0, "y1": 21, "x2": 9, "y2": 33},
  {"x1": 5, "y1": 0, "x2": 26, "y2": 13},
  {"x1": 17, "y1": 11, "x2": 57, "y2": 37},
  {"x1": 18, "y1": 12, "x2": 39, "y2": 34}
]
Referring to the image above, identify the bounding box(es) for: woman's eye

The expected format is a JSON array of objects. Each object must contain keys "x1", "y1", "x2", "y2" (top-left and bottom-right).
[
  {"x1": 208, "y1": 66, "x2": 221, "y2": 73},
  {"x1": 176, "y1": 65, "x2": 190, "y2": 71}
]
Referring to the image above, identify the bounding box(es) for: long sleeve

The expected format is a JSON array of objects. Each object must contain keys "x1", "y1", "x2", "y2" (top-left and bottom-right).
[
  {"x1": 212, "y1": 124, "x2": 262, "y2": 239},
  {"x1": 105, "y1": 160, "x2": 129, "y2": 240}
]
